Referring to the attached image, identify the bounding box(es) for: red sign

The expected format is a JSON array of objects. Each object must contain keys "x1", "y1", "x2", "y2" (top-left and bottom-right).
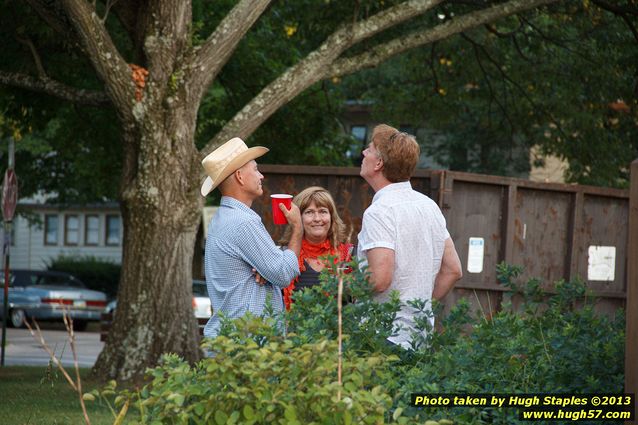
[{"x1": 2, "y1": 169, "x2": 18, "y2": 221}]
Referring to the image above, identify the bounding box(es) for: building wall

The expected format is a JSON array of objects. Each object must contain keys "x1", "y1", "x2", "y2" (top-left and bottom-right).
[
  {"x1": 4, "y1": 203, "x2": 215, "y2": 275},
  {"x1": 529, "y1": 145, "x2": 568, "y2": 183},
  {"x1": 2, "y1": 205, "x2": 123, "y2": 270}
]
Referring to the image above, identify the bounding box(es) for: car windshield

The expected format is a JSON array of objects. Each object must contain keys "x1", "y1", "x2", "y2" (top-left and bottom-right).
[
  {"x1": 37, "y1": 274, "x2": 86, "y2": 288},
  {"x1": 0, "y1": 274, "x2": 14, "y2": 285},
  {"x1": 192, "y1": 281, "x2": 208, "y2": 297}
]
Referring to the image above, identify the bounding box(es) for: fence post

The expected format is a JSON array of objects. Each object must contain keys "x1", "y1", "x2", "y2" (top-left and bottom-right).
[
  {"x1": 567, "y1": 191, "x2": 584, "y2": 281},
  {"x1": 626, "y1": 158, "x2": 638, "y2": 425},
  {"x1": 502, "y1": 184, "x2": 517, "y2": 265}
]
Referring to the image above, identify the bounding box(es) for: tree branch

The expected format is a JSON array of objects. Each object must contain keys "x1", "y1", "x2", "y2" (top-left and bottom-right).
[
  {"x1": 24, "y1": 0, "x2": 79, "y2": 45},
  {"x1": 468, "y1": 34, "x2": 570, "y2": 143},
  {"x1": 137, "y1": 1, "x2": 192, "y2": 98},
  {"x1": 188, "y1": 0, "x2": 273, "y2": 101},
  {"x1": 511, "y1": 27, "x2": 534, "y2": 63},
  {"x1": 100, "y1": 0, "x2": 118, "y2": 23},
  {"x1": 15, "y1": 35, "x2": 47, "y2": 78},
  {"x1": 111, "y1": 1, "x2": 148, "y2": 63},
  {"x1": 202, "y1": 0, "x2": 444, "y2": 153},
  {"x1": 327, "y1": 0, "x2": 559, "y2": 78},
  {"x1": 620, "y1": 13, "x2": 638, "y2": 44},
  {"x1": 0, "y1": 71, "x2": 110, "y2": 106},
  {"x1": 592, "y1": 0, "x2": 638, "y2": 43},
  {"x1": 519, "y1": 15, "x2": 601, "y2": 66},
  {"x1": 591, "y1": 0, "x2": 638, "y2": 17},
  {"x1": 429, "y1": 43, "x2": 441, "y2": 95},
  {"x1": 484, "y1": 21, "x2": 524, "y2": 38},
  {"x1": 58, "y1": 0, "x2": 135, "y2": 115},
  {"x1": 463, "y1": 33, "x2": 514, "y2": 134}
]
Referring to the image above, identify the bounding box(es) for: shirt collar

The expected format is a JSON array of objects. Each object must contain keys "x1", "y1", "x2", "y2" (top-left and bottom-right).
[
  {"x1": 372, "y1": 181, "x2": 412, "y2": 203},
  {"x1": 220, "y1": 196, "x2": 259, "y2": 218}
]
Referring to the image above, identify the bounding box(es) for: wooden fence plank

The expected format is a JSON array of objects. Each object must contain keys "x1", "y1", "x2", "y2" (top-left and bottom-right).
[
  {"x1": 625, "y1": 159, "x2": 638, "y2": 425},
  {"x1": 568, "y1": 191, "x2": 584, "y2": 281},
  {"x1": 503, "y1": 185, "x2": 517, "y2": 265}
]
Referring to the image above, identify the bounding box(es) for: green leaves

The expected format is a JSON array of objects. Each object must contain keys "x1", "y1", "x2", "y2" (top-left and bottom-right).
[
  {"x1": 214, "y1": 410, "x2": 228, "y2": 425},
  {"x1": 106, "y1": 312, "x2": 394, "y2": 424},
  {"x1": 286, "y1": 257, "x2": 403, "y2": 355},
  {"x1": 93, "y1": 261, "x2": 622, "y2": 424},
  {"x1": 283, "y1": 405, "x2": 299, "y2": 424},
  {"x1": 242, "y1": 405, "x2": 255, "y2": 421}
]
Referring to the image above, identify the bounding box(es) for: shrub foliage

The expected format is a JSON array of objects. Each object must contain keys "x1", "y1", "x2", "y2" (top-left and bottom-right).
[
  {"x1": 48, "y1": 254, "x2": 121, "y2": 298},
  {"x1": 89, "y1": 262, "x2": 624, "y2": 424}
]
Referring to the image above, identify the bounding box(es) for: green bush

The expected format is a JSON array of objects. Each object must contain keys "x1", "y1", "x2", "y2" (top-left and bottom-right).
[
  {"x1": 88, "y1": 262, "x2": 624, "y2": 424},
  {"x1": 388, "y1": 264, "x2": 625, "y2": 424},
  {"x1": 280, "y1": 261, "x2": 624, "y2": 424},
  {"x1": 90, "y1": 316, "x2": 403, "y2": 425},
  {"x1": 47, "y1": 254, "x2": 121, "y2": 299}
]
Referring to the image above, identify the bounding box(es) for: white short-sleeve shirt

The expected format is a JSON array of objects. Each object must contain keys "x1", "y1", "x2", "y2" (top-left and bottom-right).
[{"x1": 357, "y1": 181, "x2": 450, "y2": 348}]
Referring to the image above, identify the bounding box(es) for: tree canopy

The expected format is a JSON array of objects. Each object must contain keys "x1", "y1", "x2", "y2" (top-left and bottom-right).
[
  {"x1": 7, "y1": 0, "x2": 627, "y2": 381},
  {"x1": 340, "y1": 1, "x2": 638, "y2": 187},
  {"x1": 3, "y1": 1, "x2": 635, "y2": 199}
]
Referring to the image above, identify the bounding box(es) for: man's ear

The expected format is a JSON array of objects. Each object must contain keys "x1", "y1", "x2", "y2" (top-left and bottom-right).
[
  {"x1": 233, "y1": 169, "x2": 244, "y2": 186},
  {"x1": 373, "y1": 158, "x2": 384, "y2": 172}
]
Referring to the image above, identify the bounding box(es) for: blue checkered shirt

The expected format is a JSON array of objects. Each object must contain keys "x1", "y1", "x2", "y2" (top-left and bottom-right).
[{"x1": 203, "y1": 196, "x2": 299, "y2": 338}]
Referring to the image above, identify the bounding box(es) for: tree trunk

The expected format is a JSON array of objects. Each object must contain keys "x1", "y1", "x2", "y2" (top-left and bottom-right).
[{"x1": 93, "y1": 108, "x2": 203, "y2": 382}]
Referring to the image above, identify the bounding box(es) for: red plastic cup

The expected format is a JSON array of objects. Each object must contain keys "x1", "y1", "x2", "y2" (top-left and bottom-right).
[{"x1": 271, "y1": 194, "x2": 293, "y2": 225}]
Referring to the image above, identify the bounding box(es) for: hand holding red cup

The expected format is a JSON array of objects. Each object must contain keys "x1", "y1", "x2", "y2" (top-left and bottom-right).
[{"x1": 271, "y1": 194, "x2": 293, "y2": 224}]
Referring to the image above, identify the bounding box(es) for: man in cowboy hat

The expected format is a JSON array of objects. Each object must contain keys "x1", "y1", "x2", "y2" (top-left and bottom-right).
[{"x1": 200, "y1": 137, "x2": 303, "y2": 339}]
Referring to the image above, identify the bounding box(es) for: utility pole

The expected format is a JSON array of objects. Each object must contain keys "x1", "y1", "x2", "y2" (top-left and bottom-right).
[{"x1": 1, "y1": 138, "x2": 18, "y2": 366}]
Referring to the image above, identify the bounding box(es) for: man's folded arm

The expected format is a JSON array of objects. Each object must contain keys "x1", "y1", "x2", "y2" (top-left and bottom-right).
[{"x1": 236, "y1": 223, "x2": 300, "y2": 287}]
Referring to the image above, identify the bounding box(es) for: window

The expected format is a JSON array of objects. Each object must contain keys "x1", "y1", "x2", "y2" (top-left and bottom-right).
[
  {"x1": 106, "y1": 215, "x2": 121, "y2": 246},
  {"x1": 65, "y1": 215, "x2": 79, "y2": 245},
  {"x1": 85, "y1": 215, "x2": 99, "y2": 245},
  {"x1": 347, "y1": 125, "x2": 368, "y2": 163},
  {"x1": 44, "y1": 214, "x2": 58, "y2": 245},
  {"x1": 1, "y1": 223, "x2": 16, "y2": 247},
  {"x1": 399, "y1": 125, "x2": 415, "y2": 135},
  {"x1": 350, "y1": 125, "x2": 367, "y2": 142}
]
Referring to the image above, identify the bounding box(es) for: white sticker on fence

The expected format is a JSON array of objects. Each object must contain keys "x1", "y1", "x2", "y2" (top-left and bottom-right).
[
  {"x1": 587, "y1": 245, "x2": 616, "y2": 281},
  {"x1": 467, "y1": 237, "x2": 484, "y2": 273}
]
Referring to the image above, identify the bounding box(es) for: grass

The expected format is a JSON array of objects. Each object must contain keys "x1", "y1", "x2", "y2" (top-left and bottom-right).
[{"x1": 0, "y1": 366, "x2": 114, "y2": 425}]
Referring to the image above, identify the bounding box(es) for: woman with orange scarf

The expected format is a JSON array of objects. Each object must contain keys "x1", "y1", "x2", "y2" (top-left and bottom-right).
[{"x1": 280, "y1": 186, "x2": 352, "y2": 310}]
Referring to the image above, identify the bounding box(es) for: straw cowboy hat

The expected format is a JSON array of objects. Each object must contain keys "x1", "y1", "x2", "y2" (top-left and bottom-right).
[{"x1": 200, "y1": 137, "x2": 269, "y2": 196}]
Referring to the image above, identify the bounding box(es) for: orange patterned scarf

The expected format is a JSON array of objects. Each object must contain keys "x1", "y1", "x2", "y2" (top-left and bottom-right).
[{"x1": 283, "y1": 239, "x2": 352, "y2": 310}]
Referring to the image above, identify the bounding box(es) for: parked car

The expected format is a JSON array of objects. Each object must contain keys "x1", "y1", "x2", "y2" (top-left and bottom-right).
[
  {"x1": 0, "y1": 269, "x2": 108, "y2": 331},
  {"x1": 191, "y1": 279, "x2": 212, "y2": 320},
  {"x1": 100, "y1": 279, "x2": 211, "y2": 341}
]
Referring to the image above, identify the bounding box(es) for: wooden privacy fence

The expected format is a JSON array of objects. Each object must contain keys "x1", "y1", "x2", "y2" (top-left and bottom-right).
[
  {"x1": 253, "y1": 162, "x2": 636, "y2": 424},
  {"x1": 255, "y1": 164, "x2": 630, "y2": 316}
]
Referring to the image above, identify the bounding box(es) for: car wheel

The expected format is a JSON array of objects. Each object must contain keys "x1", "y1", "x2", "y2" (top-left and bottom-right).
[
  {"x1": 9, "y1": 309, "x2": 26, "y2": 328},
  {"x1": 73, "y1": 320, "x2": 88, "y2": 332}
]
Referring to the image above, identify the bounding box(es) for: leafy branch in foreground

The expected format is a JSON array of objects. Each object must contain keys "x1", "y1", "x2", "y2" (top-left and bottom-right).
[{"x1": 90, "y1": 317, "x2": 406, "y2": 424}]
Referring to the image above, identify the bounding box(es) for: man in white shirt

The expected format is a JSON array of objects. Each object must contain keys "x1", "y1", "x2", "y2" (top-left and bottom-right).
[{"x1": 357, "y1": 124, "x2": 463, "y2": 348}]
